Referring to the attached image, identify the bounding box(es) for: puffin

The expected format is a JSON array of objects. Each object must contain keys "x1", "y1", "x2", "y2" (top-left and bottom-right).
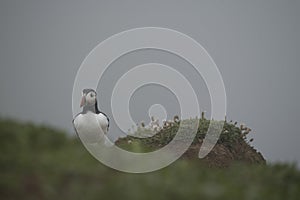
[{"x1": 72, "y1": 89, "x2": 112, "y2": 146}]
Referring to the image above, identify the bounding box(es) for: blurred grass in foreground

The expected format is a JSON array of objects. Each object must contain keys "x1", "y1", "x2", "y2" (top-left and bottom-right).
[{"x1": 0, "y1": 119, "x2": 299, "y2": 200}]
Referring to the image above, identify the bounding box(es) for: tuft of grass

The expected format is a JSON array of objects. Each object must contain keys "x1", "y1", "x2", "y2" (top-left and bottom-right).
[{"x1": 116, "y1": 118, "x2": 253, "y2": 152}]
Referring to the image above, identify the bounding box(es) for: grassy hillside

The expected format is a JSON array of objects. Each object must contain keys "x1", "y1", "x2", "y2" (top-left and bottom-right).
[
  {"x1": 0, "y1": 119, "x2": 299, "y2": 200},
  {"x1": 116, "y1": 117, "x2": 266, "y2": 167}
]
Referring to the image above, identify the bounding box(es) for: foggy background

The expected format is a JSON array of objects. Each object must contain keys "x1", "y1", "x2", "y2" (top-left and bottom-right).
[{"x1": 0, "y1": 0, "x2": 299, "y2": 166}]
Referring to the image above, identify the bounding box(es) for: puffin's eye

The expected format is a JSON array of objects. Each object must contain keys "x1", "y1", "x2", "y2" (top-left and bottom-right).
[{"x1": 90, "y1": 93, "x2": 94, "y2": 97}]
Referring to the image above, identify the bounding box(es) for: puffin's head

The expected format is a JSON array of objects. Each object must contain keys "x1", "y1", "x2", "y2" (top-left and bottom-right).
[{"x1": 80, "y1": 88, "x2": 97, "y2": 107}]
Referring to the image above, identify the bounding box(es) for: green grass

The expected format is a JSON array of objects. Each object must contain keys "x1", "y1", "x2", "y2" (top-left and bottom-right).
[
  {"x1": 0, "y1": 119, "x2": 299, "y2": 200},
  {"x1": 116, "y1": 118, "x2": 264, "y2": 166},
  {"x1": 117, "y1": 118, "x2": 249, "y2": 151}
]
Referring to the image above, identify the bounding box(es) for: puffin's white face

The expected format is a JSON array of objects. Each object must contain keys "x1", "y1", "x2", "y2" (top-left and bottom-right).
[{"x1": 80, "y1": 91, "x2": 97, "y2": 107}]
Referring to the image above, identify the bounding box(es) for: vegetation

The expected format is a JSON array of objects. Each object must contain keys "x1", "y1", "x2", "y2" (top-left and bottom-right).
[
  {"x1": 0, "y1": 118, "x2": 299, "y2": 200},
  {"x1": 116, "y1": 117, "x2": 266, "y2": 167}
]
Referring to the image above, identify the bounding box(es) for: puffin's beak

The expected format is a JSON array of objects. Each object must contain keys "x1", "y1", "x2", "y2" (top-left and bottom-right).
[{"x1": 80, "y1": 96, "x2": 86, "y2": 107}]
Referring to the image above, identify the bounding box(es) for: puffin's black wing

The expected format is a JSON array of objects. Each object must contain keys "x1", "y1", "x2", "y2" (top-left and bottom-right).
[
  {"x1": 99, "y1": 111, "x2": 109, "y2": 131},
  {"x1": 95, "y1": 101, "x2": 109, "y2": 131},
  {"x1": 72, "y1": 113, "x2": 81, "y2": 138}
]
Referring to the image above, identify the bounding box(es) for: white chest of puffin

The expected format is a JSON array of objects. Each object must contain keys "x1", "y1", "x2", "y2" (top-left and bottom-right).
[{"x1": 73, "y1": 89, "x2": 112, "y2": 146}]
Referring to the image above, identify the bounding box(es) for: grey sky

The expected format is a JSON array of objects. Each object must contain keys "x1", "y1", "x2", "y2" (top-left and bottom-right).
[{"x1": 0, "y1": 0, "x2": 299, "y2": 166}]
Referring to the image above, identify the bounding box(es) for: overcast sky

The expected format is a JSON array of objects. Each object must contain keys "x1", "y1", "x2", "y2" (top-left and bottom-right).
[{"x1": 0, "y1": 0, "x2": 299, "y2": 166}]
